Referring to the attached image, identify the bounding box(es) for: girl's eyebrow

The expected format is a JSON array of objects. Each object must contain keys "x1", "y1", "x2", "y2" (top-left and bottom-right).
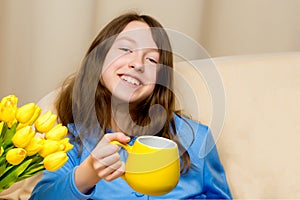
[
  {"x1": 115, "y1": 36, "x2": 159, "y2": 52},
  {"x1": 115, "y1": 36, "x2": 137, "y2": 44}
]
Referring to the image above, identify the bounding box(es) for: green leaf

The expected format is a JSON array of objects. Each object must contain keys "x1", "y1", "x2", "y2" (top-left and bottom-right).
[
  {"x1": 27, "y1": 154, "x2": 44, "y2": 164},
  {"x1": 0, "y1": 159, "x2": 32, "y2": 192},
  {"x1": 18, "y1": 164, "x2": 45, "y2": 181},
  {"x1": 2, "y1": 145, "x2": 14, "y2": 155},
  {"x1": 0, "y1": 145, "x2": 14, "y2": 165},
  {"x1": 0, "y1": 163, "x2": 13, "y2": 178},
  {"x1": 0, "y1": 123, "x2": 8, "y2": 143},
  {"x1": 2, "y1": 123, "x2": 18, "y2": 149},
  {"x1": 21, "y1": 161, "x2": 43, "y2": 176},
  {"x1": 0, "y1": 162, "x2": 7, "y2": 177},
  {"x1": 0, "y1": 155, "x2": 6, "y2": 165}
]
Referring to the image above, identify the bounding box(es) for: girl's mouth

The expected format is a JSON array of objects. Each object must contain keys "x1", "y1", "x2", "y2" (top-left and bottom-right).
[{"x1": 119, "y1": 74, "x2": 142, "y2": 86}]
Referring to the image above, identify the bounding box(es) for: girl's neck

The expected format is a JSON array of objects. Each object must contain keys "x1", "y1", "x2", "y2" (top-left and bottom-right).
[
  {"x1": 109, "y1": 100, "x2": 134, "y2": 133},
  {"x1": 108, "y1": 97, "x2": 147, "y2": 136},
  {"x1": 110, "y1": 117, "x2": 122, "y2": 132}
]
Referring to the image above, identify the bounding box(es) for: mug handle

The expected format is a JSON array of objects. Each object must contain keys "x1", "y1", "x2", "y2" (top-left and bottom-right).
[{"x1": 110, "y1": 140, "x2": 133, "y2": 153}]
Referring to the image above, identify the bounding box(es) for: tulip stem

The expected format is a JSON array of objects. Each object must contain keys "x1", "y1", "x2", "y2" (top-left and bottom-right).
[
  {"x1": 0, "y1": 159, "x2": 32, "y2": 192},
  {"x1": 17, "y1": 164, "x2": 45, "y2": 181},
  {"x1": 15, "y1": 155, "x2": 45, "y2": 181},
  {"x1": 0, "y1": 162, "x2": 14, "y2": 178},
  {"x1": 2, "y1": 123, "x2": 18, "y2": 149},
  {"x1": 0, "y1": 123, "x2": 8, "y2": 143}
]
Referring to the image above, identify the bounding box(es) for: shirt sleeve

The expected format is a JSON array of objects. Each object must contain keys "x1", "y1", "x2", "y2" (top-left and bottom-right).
[
  {"x1": 29, "y1": 142, "x2": 95, "y2": 200},
  {"x1": 201, "y1": 128, "x2": 232, "y2": 199}
]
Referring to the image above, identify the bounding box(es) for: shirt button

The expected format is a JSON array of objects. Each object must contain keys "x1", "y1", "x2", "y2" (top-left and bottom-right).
[{"x1": 132, "y1": 192, "x2": 144, "y2": 197}]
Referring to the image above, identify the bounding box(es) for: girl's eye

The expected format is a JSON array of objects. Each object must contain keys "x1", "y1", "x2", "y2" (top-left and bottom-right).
[
  {"x1": 119, "y1": 47, "x2": 132, "y2": 53},
  {"x1": 147, "y1": 57, "x2": 158, "y2": 64}
]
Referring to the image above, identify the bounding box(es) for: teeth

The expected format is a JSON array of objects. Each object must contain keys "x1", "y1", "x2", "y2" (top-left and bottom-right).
[{"x1": 120, "y1": 75, "x2": 141, "y2": 86}]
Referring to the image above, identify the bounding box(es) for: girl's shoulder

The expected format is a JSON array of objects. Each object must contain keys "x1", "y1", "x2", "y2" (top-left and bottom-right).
[
  {"x1": 173, "y1": 114, "x2": 217, "y2": 160},
  {"x1": 173, "y1": 114, "x2": 211, "y2": 149},
  {"x1": 173, "y1": 113, "x2": 209, "y2": 135}
]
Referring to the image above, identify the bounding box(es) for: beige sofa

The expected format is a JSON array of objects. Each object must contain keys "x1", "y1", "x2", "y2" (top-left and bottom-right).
[
  {"x1": 1, "y1": 52, "x2": 299, "y2": 199},
  {"x1": 175, "y1": 52, "x2": 300, "y2": 198}
]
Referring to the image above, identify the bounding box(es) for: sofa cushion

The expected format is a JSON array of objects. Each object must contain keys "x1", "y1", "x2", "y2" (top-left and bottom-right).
[{"x1": 174, "y1": 52, "x2": 300, "y2": 198}]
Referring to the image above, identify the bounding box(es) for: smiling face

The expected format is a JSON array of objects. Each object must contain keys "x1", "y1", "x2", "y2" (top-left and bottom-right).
[{"x1": 101, "y1": 21, "x2": 159, "y2": 103}]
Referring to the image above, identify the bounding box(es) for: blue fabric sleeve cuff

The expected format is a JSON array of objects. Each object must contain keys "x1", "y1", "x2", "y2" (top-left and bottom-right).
[{"x1": 69, "y1": 166, "x2": 96, "y2": 199}]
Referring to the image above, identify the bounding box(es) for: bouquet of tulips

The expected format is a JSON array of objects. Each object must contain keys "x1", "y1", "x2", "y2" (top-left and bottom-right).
[{"x1": 0, "y1": 95, "x2": 73, "y2": 192}]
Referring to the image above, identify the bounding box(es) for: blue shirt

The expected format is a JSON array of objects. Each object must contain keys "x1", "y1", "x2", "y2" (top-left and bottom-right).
[{"x1": 30, "y1": 114, "x2": 232, "y2": 199}]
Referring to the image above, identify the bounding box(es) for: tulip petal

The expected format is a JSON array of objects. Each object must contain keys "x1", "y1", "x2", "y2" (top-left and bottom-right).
[
  {"x1": 46, "y1": 124, "x2": 68, "y2": 141},
  {"x1": 43, "y1": 151, "x2": 68, "y2": 171},
  {"x1": 6, "y1": 148, "x2": 27, "y2": 165},
  {"x1": 35, "y1": 111, "x2": 57, "y2": 133},
  {"x1": 38, "y1": 140, "x2": 60, "y2": 157},
  {"x1": 25, "y1": 137, "x2": 44, "y2": 156},
  {"x1": 16, "y1": 103, "x2": 36, "y2": 124},
  {"x1": 0, "y1": 95, "x2": 18, "y2": 125},
  {"x1": 12, "y1": 126, "x2": 35, "y2": 148}
]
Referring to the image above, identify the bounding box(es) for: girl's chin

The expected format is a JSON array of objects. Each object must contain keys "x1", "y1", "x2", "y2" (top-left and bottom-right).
[
  {"x1": 111, "y1": 93, "x2": 147, "y2": 105},
  {"x1": 111, "y1": 94, "x2": 137, "y2": 104}
]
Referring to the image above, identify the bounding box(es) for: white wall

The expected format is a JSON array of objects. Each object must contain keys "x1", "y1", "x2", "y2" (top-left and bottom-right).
[
  {"x1": 0, "y1": 0, "x2": 299, "y2": 104},
  {"x1": 0, "y1": 0, "x2": 96, "y2": 104},
  {"x1": 199, "y1": 0, "x2": 300, "y2": 56}
]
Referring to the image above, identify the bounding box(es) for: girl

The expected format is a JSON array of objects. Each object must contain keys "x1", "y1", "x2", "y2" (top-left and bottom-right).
[{"x1": 30, "y1": 13, "x2": 232, "y2": 199}]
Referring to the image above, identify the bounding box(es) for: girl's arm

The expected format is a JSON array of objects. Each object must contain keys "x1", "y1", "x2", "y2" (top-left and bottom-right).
[
  {"x1": 202, "y1": 128, "x2": 232, "y2": 199},
  {"x1": 30, "y1": 132, "x2": 130, "y2": 199},
  {"x1": 74, "y1": 132, "x2": 130, "y2": 193},
  {"x1": 29, "y1": 142, "x2": 92, "y2": 199}
]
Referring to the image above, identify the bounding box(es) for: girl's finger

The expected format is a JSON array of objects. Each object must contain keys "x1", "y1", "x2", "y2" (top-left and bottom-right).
[
  {"x1": 97, "y1": 160, "x2": 124, "y2": 180},
  {"x1": 103, "y1": 162, "x2": 126, "y2": 182},
  {"x1": 92, "y1": 142, "x2": 119, "y2": 158},
  {"x1": 102, "y1": 132, "x2": 131, "y2": 144},
  {"x1": 94, "y1": 152, "x2": 121, "y2": 169}
]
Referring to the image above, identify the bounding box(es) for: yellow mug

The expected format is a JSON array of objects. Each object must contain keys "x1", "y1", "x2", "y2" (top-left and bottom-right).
[{"x1": 111, "y1": 135, "x2": 180, "y2": 196}]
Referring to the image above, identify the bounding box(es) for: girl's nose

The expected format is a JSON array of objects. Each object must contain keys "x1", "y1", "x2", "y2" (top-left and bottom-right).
[{"x1": 128, "y1": 54, "x2": 144, "y2": 73}]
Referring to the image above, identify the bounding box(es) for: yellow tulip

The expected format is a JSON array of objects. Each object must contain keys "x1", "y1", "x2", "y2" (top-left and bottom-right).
[
  {"x1": 0, "y1": 95, "x2": 18, "y2": 127},
  {"x1": 16, "y1": 105, "x2": 42, "y2": 131},
  {"x1": 16, "y1": 103, "x2": 40, "y2": 124},
  {"x1": 6, "y1": 148, "x2": 27, "y2": 165},
  {"x1": 25, "y1": 136, "x2": 44, "y2": 156},
  {"x1": 35, "y1": 111, "x2": 57, "y2": 133},
  {"x1": 16, "y1": 122, "x2": 28, "y2": 131},
  {"x1": 7, "y1": 119, "x2": 17, "y2": 128},
  {"x1": 0, "y1": 146, "x2": 3, "y2": 156},
  {"x1": 16, "y1": 105, "x2": 41, "y2": 131},
  {"x1": 39, "y1": 139, "x2": 60, "y2": 157},
  {"x1": 43, "y1": 151, "x2": 68, "y2": 171},
  {"x1": 59, "y1": 138, "x2": 74, "y2": 152},
  {"x1": 46, "y1": 124, "x2": 68, "y2": 141},
  {"x1": 26, "y1": 106, "x2": 41, "y2": 125},
  {"x1": 12, "y1": 126, "x2": 35, "y2": 148}
]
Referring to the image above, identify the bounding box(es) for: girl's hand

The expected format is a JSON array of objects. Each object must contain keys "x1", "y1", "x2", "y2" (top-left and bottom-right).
[
  {"x1": 91, "y1": 132, "x2": 130, "y2": 181},
  {"x1": 75, "y1": 132, "x2": 130, "y2": 194}
]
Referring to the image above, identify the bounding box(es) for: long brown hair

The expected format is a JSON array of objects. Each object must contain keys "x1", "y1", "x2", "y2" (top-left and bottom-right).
[{"x1": 55, "y1": 12, "x2": 191, "y2": 173}]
